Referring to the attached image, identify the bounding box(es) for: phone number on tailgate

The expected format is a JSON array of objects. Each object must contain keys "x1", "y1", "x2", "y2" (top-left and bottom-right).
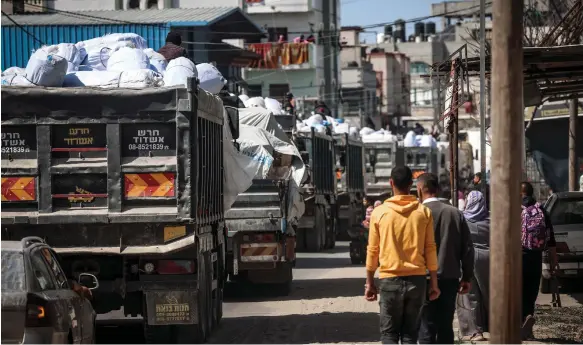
[
  {"x1": 128, "y1": 144, "x2": 170, "y2": 151},
  {"x1": 1, "y1": 146, "x2": 30, "y2": 153}
]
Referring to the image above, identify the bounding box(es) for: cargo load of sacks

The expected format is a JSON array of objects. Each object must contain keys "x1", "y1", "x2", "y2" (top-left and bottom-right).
[
  {"x1": 1, "y1": 33, "x2": 227, "y2": 94},
  {"x1": 295, "y1": 112, "x2": 361, "y2": 139}
]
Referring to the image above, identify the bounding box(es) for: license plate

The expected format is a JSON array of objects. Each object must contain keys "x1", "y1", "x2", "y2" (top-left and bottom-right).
[
  {"x1": 564, "y1": 269, "x2": 578, "y2": 275},
  {"x1": 145, "y1": 290, "x2": 197, "y2": 325}
]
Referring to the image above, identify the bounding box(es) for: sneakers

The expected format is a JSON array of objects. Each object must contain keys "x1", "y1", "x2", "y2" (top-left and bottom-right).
[{"x1": 522, "y1": 314, "x2": 536, "y2": 340}]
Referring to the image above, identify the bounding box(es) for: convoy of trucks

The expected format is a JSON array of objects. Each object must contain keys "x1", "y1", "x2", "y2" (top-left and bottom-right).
[{"x1": 0, "y1": 75, "x2": 460, "y2": 343}]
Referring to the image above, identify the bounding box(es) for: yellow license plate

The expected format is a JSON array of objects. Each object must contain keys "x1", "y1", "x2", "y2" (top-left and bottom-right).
[{"x1": 163, "y1": 226, "x2": 186, "y2": 243}]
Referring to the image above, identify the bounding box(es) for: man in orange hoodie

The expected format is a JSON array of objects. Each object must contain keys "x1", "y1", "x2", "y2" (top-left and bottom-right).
[{"x1": 365, "y1": 166, "x2": 440, "y2": 344}]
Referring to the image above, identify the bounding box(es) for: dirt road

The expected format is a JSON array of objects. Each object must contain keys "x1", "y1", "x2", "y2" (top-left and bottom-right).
[{"x1": 97, "y1": 241, "x2": 583, "y2": 344}]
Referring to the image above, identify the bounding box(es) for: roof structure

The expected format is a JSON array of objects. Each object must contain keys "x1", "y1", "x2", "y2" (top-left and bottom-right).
[
  {"x1": 433, "y1": 44, "x2": 583, "y2": 105},
  {"x1": 2, "y1": 7, "x2": 242, "y2": 27}
]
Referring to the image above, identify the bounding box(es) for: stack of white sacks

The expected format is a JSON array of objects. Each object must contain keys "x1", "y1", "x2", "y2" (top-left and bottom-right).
[{"x1": 1, "y1": 33, "x2": 227, "y2": 94}]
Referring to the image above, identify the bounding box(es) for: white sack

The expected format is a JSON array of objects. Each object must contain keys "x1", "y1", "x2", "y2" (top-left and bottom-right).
[
  {"x1": 304, "y1": 114, "x2": 324, "y2": 127},
  {"x1": 55, "y1": 43, "x2": 86, "y2": 73},
  {"x1": 107, "y1": 47, "x2": 150, "y2": 72},
  {"x1": 2, "y1": 67, "x2": 25, "y2": 76},
  {"x1": 264, "y1": 97, "x2": 283, "y2": 115},
  {"x1": 79, "y1": 41, "x2": 131, "y2": 71},
  {"x1": 359, "y1": 127, "x2": 375, "y2": 136},
  {"x1": 403, "y1": 130, "x2": 418, "y2": 147},
  {"x1": 238, "y1": 94, "x2": 250, "y2": 105},
  {"x1": 163, "y1": 57, "x2": 196, "y2": 87},
  {"x1": 419, "y1": 134, "x2": 437, "y2": 148},
  {"x1": 246, "y1": 97, "x2": 266, "y2": 108},
  {"x1": 25, "y1": 46, "x2": 68, "y2": 87},
  {"x1": 196, "y1": 63, "x2": 226, "y2": 94},
  {"x1": 1, "y1": 74, "x2": 34, "y2": 86},
  {"x1": 63, "y1": 69, "x2": 163, "y2": 88},
  {"x1": 143, "y1": 48, "x2": 167, "y2": 75}
]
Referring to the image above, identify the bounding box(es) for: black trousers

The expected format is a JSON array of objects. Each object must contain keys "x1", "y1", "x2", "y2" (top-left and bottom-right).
[
  {"x1": 378, "y1": 275, "x2": 427, "y2": 344},
  {"x1": 522, "y1": 250, "x2": 543, "y2": 321},
  {"x1": 418, "y1": 278, "x2": 459, "y2": 344}
]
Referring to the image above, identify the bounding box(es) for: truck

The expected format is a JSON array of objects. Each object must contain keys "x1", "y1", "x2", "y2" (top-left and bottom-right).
[
  {"x1": 224, "y1": 111, "x2": 298, "y2": 294},
  {"x1": 403, "y1": 146, "x2": 439, "y2": 195},
  {"x1": 333, "y1": 133, "x2": 365, "y2": 240},
  {"x1": 364, "y1": 141, "x2": 405, "y2": 200},
  {"x1": 294, "y1": 128, "x2": 337, "y2": 252},
  {"x1": 1, "y1": 79, "x2": 229, "y2": 344}
]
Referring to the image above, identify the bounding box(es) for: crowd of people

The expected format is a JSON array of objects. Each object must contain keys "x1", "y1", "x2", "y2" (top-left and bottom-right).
[{"x1": 364, "y1": 167, "x2": 558, "y2": 344}]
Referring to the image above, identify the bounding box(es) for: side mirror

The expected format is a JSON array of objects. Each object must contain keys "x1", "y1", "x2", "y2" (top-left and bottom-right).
[
  {"x1": 78, "y1": 273, "x2": 99, "y2": 290},
  {"x1": 225, "y1": 106, "x2": 239, "y2": 140}
]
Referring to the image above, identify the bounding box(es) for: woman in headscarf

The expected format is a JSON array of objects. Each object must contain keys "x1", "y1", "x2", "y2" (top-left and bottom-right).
[{"x1": 458, "y1": 190, "x2": 490, "y2": 342}]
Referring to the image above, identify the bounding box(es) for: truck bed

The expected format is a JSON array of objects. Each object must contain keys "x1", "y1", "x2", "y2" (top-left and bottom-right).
[{"x1": 1, "y1": 82, "x2": 224, "y2": 226}]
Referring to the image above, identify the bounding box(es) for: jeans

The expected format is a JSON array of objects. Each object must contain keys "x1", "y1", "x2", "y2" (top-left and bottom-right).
[
  {"x1": 378, "y1": 275, "x2": 427, "y2": 344},
  {"x1": 522, "y1": 250, "x2": 543, "y2": 321},
  {"x1": 418, "y1": 278, "x2": 459, "y2": 344}
]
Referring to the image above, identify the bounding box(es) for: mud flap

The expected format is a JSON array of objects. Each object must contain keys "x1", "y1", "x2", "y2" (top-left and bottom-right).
[{"x1": 144, "y1": 290, "x2": 198, "y2": 325}]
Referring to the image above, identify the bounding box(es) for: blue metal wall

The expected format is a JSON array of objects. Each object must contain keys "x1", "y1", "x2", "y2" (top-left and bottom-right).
[{"x1": 1, "y1": 24, "x2": 170, "y2": 70}]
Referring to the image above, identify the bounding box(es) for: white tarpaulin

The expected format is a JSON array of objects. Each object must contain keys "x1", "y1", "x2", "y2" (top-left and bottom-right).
[
  {"x1": 238, "y1": 107, "x2": 290, "y2": 144},
  {"x1": 222, "y1": 110, "x2": 262, "y2": 211},
  {"x1": 237, "y1": 123, "x2": 306, "y2": 224}
]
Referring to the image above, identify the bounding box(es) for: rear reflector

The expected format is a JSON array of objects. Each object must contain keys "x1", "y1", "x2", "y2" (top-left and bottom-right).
[
  {"x1": 157, "y1": 260, "x2": 195, "y2": 275},
  {"x1": 242, "y1": 233, "x2": 276, "y2": 242},
  {"x1": 1, "y1": 177, "x2": 36, "y2": 202},
  {"x1": 124, "y1": 173, "x2": 175, "y2": 198}
]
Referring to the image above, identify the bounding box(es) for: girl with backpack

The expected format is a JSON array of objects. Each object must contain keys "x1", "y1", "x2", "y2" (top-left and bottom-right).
[{"x1": 520, "y1": 182, "x2": 558, "y2": 340}]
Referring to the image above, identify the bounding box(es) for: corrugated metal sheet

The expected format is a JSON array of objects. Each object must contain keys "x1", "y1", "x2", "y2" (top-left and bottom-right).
[
  {"x1": 0, "y1": 7, "x2": 237, "y2": 26},
  {"x1": 1, "y1": 24, "x2": 170, "y2": 69}
]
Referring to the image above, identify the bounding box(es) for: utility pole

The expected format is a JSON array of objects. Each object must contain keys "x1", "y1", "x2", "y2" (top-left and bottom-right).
[
  {"x1": 322, "y1": 0, "x2": 332, "y2": 107},
  {"x1": 569, "y1": 97, "x2": 578, "y2": 191},
  {"x1": 479, "y1": 0, "x2": 487, "y2": 185},
  {"x1": 490, "y1": 0, "x2": 524, "y2": 343}
]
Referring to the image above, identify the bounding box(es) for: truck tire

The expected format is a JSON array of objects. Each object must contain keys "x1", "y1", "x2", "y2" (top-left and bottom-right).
[
  {"x1": 326, "y1": 214, "x2": 336, "y2": 250},
  {"x1": 296, "y1": 228, "x2": 306, "y2": 252},
  {"x1": 540, "y1": 277, "x2": 551, "y2": 294},
  {"x1": 306, "y1": 206, "x2": 324, "y2": 252}
]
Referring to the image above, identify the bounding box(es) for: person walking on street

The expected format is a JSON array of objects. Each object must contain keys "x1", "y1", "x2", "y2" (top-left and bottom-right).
[
  {"x1": 365, "y1": 166, "x2": 440, "y2": 344},
  {"x1": 469, "y1": 172, "x2": 489, "y2": 208},
  {"x1": 458, "y1": 190, "x2": 491, "y2": 342},
  {"x1": 417, "y1": 173, "x2": 474, "y2": 344},
  {"x1": 521, "y1": 182, "x2": 558, "y2": 340}
]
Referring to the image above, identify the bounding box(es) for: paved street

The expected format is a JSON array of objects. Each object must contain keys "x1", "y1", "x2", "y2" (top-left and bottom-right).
[{"x1": 97, "y1": 242, "x2": 583, "y2": 344}]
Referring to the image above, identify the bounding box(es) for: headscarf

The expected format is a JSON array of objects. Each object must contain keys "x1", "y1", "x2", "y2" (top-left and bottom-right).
[
  {"x1": 463, "y1": 190, "x2": 488, "y2": 222},
  {"x1": 165, "y1": 31, "x2": 182, "y2": 46}
]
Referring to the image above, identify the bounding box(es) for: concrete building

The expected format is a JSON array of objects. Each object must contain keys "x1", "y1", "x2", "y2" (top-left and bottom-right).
[{"x1": 339, "y1": 27, "x2": 378, "y2": 128}]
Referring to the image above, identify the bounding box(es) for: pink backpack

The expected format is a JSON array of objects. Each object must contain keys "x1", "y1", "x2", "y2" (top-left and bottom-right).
[{"x1": 521, "y1": 203, "x2": 549, "y2": 250}]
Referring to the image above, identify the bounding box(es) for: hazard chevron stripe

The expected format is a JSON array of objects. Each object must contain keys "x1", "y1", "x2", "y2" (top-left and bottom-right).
[
  {"x1": 124, "y1": 173, "x2": 175, "y2": 198},
  {"x1": 241, "y1": 246, "x2": 278, "y2": 257},
  {"x1": 1, "y1": 177, "x2": 36, "y2": 201}
]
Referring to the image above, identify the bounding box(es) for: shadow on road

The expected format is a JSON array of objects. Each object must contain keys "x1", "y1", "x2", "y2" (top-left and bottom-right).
[
  {"x1": 225, "y1": 277, "x2": 364, "y2": 302},
  {"x1": 96, "y1": 320, "x2": 144, "y2": 344},
  {"x1": 295, "y1": 256, "x2": 360, "y2": 269},
  {"x1": 207, "y1": 312, "x2": 380, "y2": 344}
]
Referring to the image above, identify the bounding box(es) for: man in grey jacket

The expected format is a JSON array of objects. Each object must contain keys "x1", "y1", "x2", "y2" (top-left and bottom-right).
[{"x1": 417, "y1": 173, "x2": 475, "y2": 344}]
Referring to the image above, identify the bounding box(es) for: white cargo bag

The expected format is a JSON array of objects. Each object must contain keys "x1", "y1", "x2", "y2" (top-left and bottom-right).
[
  {"x1": 2, "y1": 66, "x2": 26, "y2": 76},
  {"x1": 163, "y1": 57, "x2": 196, "y2": 87},
  {"x1": 196, "y1": 63, "x2": 226, "y2": 94},
  {"x1": 143, "y1": 48, "x2": 167, "y2": 75},
  {"x1": 107, "y1": 47, "x2": 150, "y2": 72},
  {"x1": 264, "y1": 97, "x2": 283, "y2": 115},
  {"x1": 1, "y1": 74, "x2": 34, "y2": 86},
  {"x1": 55, "y1": 43, "x2": 86, "y2": 73},
  {"x1": 246, "y1": 97, "x2": 266, "y2": 108},
  {"x1": 25, "y1": 45, "x2": 68, "y2": 87},
  {"x1": 63, "y1": 69, "x2": 163, "y2": 88}
]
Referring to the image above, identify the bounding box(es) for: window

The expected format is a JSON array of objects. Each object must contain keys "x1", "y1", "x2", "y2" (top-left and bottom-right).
[
  {"x1": 1, "y1": 251, "x2": 26, "y2": 291},
  {"x1": 550, "y1": 197, "x2": 583, "y2": 226},
  {"x1": 41, "y1": 248, "x2": 68, "y2": 289},
  {"x1": 269, "y1": 84, "x2": 289, "y2": 100},
  {"x1": 410, "y1": 61, "x2": 430, "y2": 75},
  {"x1": 147, "y1": 0, "x2": 158, "y2": 8},
  {"x1": 247, "y1": 84, "x2": 262, "y2": 98},
  {"x1": 267, "y1": 27, "x2": 288, "y2": 42},
  {"x1": 30, "y1": 250, "x2": 56, "y2": 291}
]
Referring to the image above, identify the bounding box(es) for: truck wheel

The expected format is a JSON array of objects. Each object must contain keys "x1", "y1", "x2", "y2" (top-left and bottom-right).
[
  {"x1": 205, "y1": 252, "x2": 213, "y2": 334},
  {"x1": 296, "y1": 228, "x2": 306, "y2": 252},
  {"x1": 273, "y1": 263, "x2": 293, "y2": 296},
  {"x1": 176, "y1": 251, "x2": 209, "y2": 343},
  {"x1": 213, "y1": 286, "x2": 223, "y2": 328},
  {"x1": 306, "y1": 207, "x2": 324, "y2": 252},
  {"x1": 540, "y1": 277, "x2": 551, "y2": 294},
  {"x1": 326, "y1": 215, "x2": 336, "y2": 249}
]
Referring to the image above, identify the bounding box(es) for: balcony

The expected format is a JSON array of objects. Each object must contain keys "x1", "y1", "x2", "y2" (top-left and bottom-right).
[{"x1": 245, "y1": 42, "x2": 317, "y2": 70}]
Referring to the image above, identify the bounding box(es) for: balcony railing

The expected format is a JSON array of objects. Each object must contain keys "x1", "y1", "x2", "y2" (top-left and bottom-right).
[{"x1": 245, "y1": 42, "x2": 315, "y2": 70}]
